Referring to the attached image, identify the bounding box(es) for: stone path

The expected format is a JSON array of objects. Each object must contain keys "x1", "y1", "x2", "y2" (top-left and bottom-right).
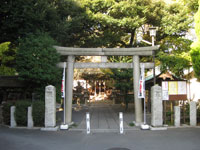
[
  {"x1": 57, "y1": 100, "x2": 151, "y2": 132},
  {"x1": 70, "y1": 101, "x2": 148, "y2": 132}
]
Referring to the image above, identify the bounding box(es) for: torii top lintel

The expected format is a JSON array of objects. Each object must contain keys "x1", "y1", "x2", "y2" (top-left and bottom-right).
[{"x1": 54, "y1": 46, "x2": 159, "y2": 56}]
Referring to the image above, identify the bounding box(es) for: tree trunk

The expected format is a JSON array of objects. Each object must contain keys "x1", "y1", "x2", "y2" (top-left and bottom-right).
[{"x1": 129, "y1": 29, "x2": 136, "y2": 47}]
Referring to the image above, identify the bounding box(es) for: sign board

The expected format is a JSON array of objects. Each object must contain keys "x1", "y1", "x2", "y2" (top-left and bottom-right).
[
  {"x1": 162, "y1": 81, "x2": 187, "y2": 101},
  {"x1": 168, "y1": 82, "x2": 178, "y2": 95},
  {"x1": 178, "y1": 81, "x2": 187, "y2": 95},
  {"x1": 61, "y1": 62, "x2": 66, "y2": 98},
  {"x1": 138, "y1": 64, "x2": 145, "y2": 98},
  {"x1": 162, "y1": 81, "x2": 169, "y2": 100}
]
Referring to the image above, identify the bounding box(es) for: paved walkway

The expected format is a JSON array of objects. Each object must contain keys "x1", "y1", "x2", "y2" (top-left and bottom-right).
[{"x1": 65, "y1": 101, "x2": 151, "y2": 132}]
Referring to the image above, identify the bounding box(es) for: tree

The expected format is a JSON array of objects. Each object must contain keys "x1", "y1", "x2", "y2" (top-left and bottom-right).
[
  {"x1": 16, "y1": 32, "x2": 61, "y2": 98},
  {"x1": 0, "y1": 0, "x2": 93, "y2": 47},
  {"x1": 73, "y1": 0, "x2": 194, "y2": 99},
  {"x1": 79, "y1": 0, "x2": 194, "y2": 78},
  {"x1": 103, "y1": 56, "x2": 133, "y2": 110},
  {"x1": 153, "y1": 1, "x2": 194, "y2": 77},
  {"x1": 160, "y1": 2, "x2": 193, "y2": 37},
  {"x1": 1, "y1": 0, "x2": 195, "y2": 80},
  {"x1": 181, "y1": 0, "x2": 199, "y2": 14},
  {"x1": 105, "y1": 68, "x2": 133, "y2": 110},
  {"x1": 77, "y1": 0, "x2": 193, "y2": 48},
  {"x1": 0, "y1": 0, "x2": 56, "y2": 43},
  {"x1": 191, "y1": 0, "x2": 200, "y2": 80},
  {"x1": 79, "y1": 0, "x2": 153, "y2": 47},
  {"x1": 78, "y1": 0, "x2": 193, "y2": 84},
  {"x1": 0, "y1": 0, "x2": 193, "y2": 49},
  {"x1": 158, "y1": 37, "x2": 192, "y2": 77},
  {"x1": 0, "y1": 42, "x2": 16, "y2": 75}
]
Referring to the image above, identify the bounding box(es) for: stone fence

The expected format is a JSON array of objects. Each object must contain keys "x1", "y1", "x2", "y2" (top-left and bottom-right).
[
  {"x1": 10, "y1": 85, "x2": 58, "y2": 131},
  {"x1": 174, "y1": 101, "x2": 197, "y2": 127},
  {"x1": 151, "y1": 85, "x2": 198, "y2": 128},
  {"x1": 8, "y1": 85, "x2": 199, "y2": 129},
  {"x1": 10, "y1": 105, "x2": 33, "y2": 128}
]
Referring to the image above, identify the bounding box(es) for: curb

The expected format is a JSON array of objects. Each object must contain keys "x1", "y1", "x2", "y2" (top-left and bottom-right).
[{"x1": 1, "y1": 124, "x2": 200, "y2": 131}]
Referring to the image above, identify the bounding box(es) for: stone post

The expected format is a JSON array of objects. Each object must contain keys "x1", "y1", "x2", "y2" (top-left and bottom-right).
[
  {"x1": 190, "y1": 101, "x2": 197, "y2": 126},
  {"x1": 65, "y1": 55, "x2": 75, "y2": 124},
  {"x1": 27, "y1": 106, "x2": 34, "y2": 128},
  {"x1": 10, "y1": 106, "x2": 16, "y2": 128},
  {"x1": 174, "y1": 106, "x2": 180, "y2": 127},
  {"x1": 151, "y1": 85, "x2": 163, "y2": 127},
  {"x1": 133, "y1": 55, "x2": 143, "y2": 125},
  {"x1": 45, "y1": 85, "x2": 56, "y2": 128}
]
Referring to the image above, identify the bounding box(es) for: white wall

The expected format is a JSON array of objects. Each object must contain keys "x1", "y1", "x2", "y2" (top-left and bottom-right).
[{"x1": 187, "y1": 78, "x2": 200, "y2": 102}]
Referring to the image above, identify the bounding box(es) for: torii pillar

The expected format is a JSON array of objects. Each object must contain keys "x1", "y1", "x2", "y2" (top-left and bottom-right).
[
  {"x1": 133, "y1": 55, "x2": 143, "y2": 125},
  {"x1": 65, "y1": 55, "x2": 75, "y2": 124}
]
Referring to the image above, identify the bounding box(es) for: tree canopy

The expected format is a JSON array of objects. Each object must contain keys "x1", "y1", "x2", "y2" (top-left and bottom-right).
[
  {"x1": 0, "y1": 42, "x2": 16, "y2": 75},
  {"x1": 0, "y1": 0, "x2": 194, "y2": 48},
  {"x1": 16, "y1": 32, "x2": 61, "y2": 98},
  {"x1": 16, "y1": 32, "x2": 60, "y2": 85},
  {"x1": 158, "y1": 37, "x2": 192, "y2": 77},
  {"x1": 0, "y1": 0, "x2": 93, "y2": 46},
  {"x1": 76, "y1": 0, "x2": 193, "y2": 79},
  {"x1": 191, "y1": 0, "x2": 200, "y2": 80},
  {"x1": 77, "y1": 0, "x2": 193, "y2": 47},
  {"x1": 181, "y1": 0, "x2": 199, "y2": 14},
  {"x1": 0, "y1": 0, "x2": 198, "y2": 92}
]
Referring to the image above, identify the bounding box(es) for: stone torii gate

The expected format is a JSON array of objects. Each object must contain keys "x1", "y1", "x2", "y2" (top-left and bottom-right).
[{"x1": 55, "y1": 46, "x2": 159, "y2": 126}]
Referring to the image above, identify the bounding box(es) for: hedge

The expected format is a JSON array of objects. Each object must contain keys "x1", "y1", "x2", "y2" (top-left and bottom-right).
[
  {"x1": 15, "y1": 100, "x2": 32, "y2": 126},
  {"x1": 32, "y1": 100, "x2": 45, "y2": 127}
]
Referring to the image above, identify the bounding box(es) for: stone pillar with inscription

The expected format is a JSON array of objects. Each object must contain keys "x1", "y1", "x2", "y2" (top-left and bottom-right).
[
  {"x1": 151, "y1": 85, "x2": 163, "y2": 127},
  {"x1": 41, "y1": 85, "x2": 58, "y2": 131}
]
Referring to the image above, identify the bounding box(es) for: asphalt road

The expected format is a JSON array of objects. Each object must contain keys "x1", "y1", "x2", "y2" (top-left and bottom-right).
[{"x1": 0, "y1": 126, "x2": 200, "y2": 150}]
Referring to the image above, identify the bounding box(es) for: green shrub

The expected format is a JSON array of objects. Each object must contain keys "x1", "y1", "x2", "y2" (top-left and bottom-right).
[
  {"x1": 129, "y1": 122, "x2": 135, "y2": 127},
  {"x1": 32, "y1": 100, "x2": 45, "y2": 127},
  {"x1": 16, "y1": 32, "x2": 61, "y2": 100},
  {"x1": 15, "y1": 100, "x2": 31, "y2": 126},
  {"x1": 2, "y1": 100, "x2": 45, "y2": 127},
  {"x1": 2, "y1": 101, "x2": 15, "y2": 125},
  {"x1": 166, "y1": 111, "x2": 173, "y2": 117}
]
